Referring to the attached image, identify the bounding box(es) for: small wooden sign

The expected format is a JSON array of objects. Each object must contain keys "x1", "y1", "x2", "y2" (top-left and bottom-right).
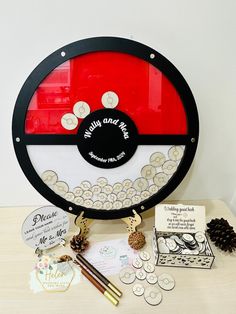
[{"x1": 21, "y1": 206, "x2": 69, "y2": 250}]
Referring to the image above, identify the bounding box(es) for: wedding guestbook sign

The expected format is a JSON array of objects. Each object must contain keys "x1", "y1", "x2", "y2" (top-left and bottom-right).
[{"x1": 155, "y1": 204, "x2": 206, "y2": 233}]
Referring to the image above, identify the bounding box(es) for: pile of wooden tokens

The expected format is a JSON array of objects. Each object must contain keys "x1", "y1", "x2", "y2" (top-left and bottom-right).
[
  {"x1": 157, "y1": 232, "x2": 209, "y2": 255},
  {"x1": 119, "y1": 251, "x2": 175, "y2": 306}
]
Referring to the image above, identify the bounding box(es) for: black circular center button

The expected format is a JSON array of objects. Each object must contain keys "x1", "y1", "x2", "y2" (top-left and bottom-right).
[{"x1": 77, "y1": 109, "x2": 138, "y2": 168}]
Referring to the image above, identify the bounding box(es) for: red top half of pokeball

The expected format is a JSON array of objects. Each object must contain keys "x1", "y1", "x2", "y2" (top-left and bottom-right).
[{"x1": 25, "y1": 51, "x2": 187, "y2": 135}]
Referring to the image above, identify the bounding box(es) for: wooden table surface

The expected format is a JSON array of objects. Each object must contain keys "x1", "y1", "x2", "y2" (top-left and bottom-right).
[{"x1": 0, "y1": 200, "x2": 236, "y2": 314}]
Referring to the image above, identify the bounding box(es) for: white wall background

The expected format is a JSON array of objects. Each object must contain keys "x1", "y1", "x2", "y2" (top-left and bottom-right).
[{"x1": 1, "y1": 0, "x2": 236, "y2": 212}]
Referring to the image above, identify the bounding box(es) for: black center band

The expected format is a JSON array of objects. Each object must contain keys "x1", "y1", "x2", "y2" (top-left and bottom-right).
[{"x1": 77, "y1": 109, "x2": 138, "y2": 168}]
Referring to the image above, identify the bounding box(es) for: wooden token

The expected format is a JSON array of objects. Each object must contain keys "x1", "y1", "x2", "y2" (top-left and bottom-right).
[
  {"x1": 157, "y1": 273, "x2": 175, "y2": 291},
  {"x1": 41, "y1": 170, "x2": 58, "y2": 186},
  {"x1": 73, "y1": 101, "x2": 90, "y2": 118},
  {"x1": 166, "y1": 238, "x2": 177, "y2": 251},
  {"x1": 119, "y1": 267, "x2": 136, "y2": 284},
  {"x1": 144, "y1": 287, "x2": 162, "y2": 306},
  {"x1": 195, "y1": 231, "x2": 206, "y2": 243},
  {"x1": 136, "y1": 268, "x2": 146, "y2": 280},
  {"x1": 101, "y1": 91, "x2": 119, "y2": 108},
  {"x1": 133, "y1": 283, "x2": 145, "y2": 296},
  {"x1": 146, "y1": 273, "x2": 158, "y2": 284},
  {"x1": 61, "y1": 113, "x2": 78, "y2": 130},
  {"x1": 53, "y1": 181, "x2": 69, "y2": 196},
  {"x1": 182, "y1": 233, "x2": 194, "y2": 243},
  {"x1": 143, "y1": 262, "x2": 155, "y2": 273},
  {"x1": 132, "y1": 258, "x2": 143, "y2": 269},
  {"x1": 139, "y1": 251, "x2": 150, "y2": 261}
]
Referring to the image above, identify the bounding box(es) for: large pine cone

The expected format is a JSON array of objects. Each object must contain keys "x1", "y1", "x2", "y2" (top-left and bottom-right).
[
  {"x1": 128, "y1": 231, "x2": 146, "y2": 250},
  {"x1": 207, "y1": 218, "x2": 236, "y2": 252},
  {"x1": 70, "y1": 234, "x2": 89, "y2": 253}
]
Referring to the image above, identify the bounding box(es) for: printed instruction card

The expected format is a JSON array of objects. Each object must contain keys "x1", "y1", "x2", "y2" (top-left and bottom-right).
[{"x1": 155, "y1": 204, "x2": 206, "y2": 233}]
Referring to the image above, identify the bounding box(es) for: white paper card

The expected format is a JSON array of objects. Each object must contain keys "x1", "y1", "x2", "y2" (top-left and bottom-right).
[
  {"x1": 155, "y1": 204, "x2": 206, "y2": 233},
  {"x1": 82, "y1": 238, "x2": 138, "y2": 276}
]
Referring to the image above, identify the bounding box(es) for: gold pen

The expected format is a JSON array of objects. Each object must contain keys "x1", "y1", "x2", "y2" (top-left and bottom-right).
[
  {"x1": 75, "y1": 261, "x2": 119, "y2": 306},
  {"x1": 76, "y1": 253, "x2": 122, "y2": 298}
]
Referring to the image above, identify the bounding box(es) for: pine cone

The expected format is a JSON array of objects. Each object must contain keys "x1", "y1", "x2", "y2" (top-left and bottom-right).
[
  {"x1": 128, "y1": 231, "x2": 146, "y2": 250},
  {"x1": 207, "y1": 218, "x2": 236, "y2": 252},
  {"x1": 58, "y1": 255, "x2": 73, "y2": 263},
  {"x1": 70, "y1": 234, "x2": 89, "y2": 253}
]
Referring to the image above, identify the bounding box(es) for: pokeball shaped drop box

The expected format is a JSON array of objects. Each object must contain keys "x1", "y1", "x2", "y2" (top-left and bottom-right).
[{"x1": 12, "y1": 37, "x2": 199, "y2": 221}]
